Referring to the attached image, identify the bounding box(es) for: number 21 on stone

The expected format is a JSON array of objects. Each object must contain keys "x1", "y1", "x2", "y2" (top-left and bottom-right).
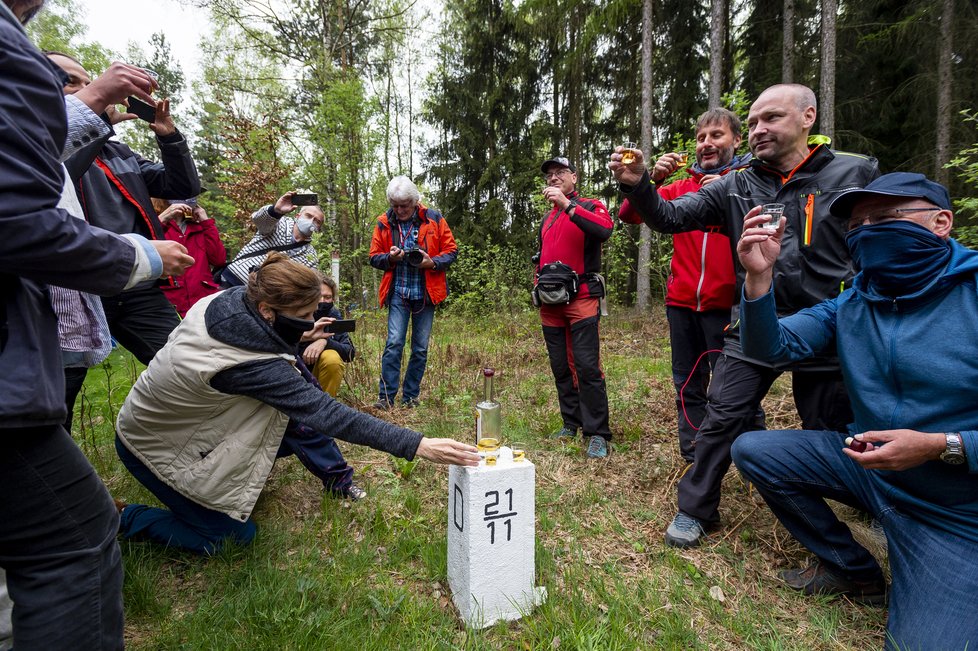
[{"x1": 484, "y1": 488, "x2": 517, "y2": 544}]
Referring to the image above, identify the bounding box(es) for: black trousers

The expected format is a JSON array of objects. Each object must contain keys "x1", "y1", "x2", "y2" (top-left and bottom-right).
[
  {"x1": 541, "y1": 314, "x2": 611, "y2": 439},
  {"x1": 666, "y1": 306, "x2": 731, "y2": 462},
  {"x1": 676, "y1": 353, "x2": 852, "y2": 525},
  {"x1": 0, "y1": 426, "x2": 124, "y2": 649}
]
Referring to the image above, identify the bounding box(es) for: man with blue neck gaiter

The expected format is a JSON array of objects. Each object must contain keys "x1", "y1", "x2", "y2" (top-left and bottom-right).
[{"x1": 731, "y1": 172, "x2": 978, "y2": 649}]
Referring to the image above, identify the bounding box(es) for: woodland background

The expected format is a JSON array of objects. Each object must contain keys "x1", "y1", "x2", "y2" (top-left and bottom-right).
[{"x1": 29, "y1": 0, "x2": 978, "y2": 311}]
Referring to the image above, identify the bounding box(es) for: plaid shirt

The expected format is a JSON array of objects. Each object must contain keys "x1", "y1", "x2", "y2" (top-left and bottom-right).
[{"x1": 393, "y1": 218, "x2": 424, "y2": 301}]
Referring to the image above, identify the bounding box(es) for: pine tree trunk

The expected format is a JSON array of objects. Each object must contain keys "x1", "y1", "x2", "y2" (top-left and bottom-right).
[
  {"x1": 637, "y1": 0, "x2": 654, "y2": 310},
  {"x1": 819, "y1": 0, "x2": 837, "y2": 142},
  {"x1": 935, "y1": 0, "x2": 953, "y2": 185},
  {"x1": 782, "y1": 0, "x2": 794, "y2": 83},
  {"x1": 708, "y1": 0, "x2": 726, "y2": 107}
]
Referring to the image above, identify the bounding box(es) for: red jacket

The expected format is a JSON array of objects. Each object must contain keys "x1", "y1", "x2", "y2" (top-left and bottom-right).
[
  {"x1": 161, "y1": 218, "x2": 227, "y2": 317},
  {"x1": 537, "y1": 192, "x2": 613, "y2": 299},
  {"x1": 369, "y1": 203, "x2": 457, "y2": 307},
  {"x1": 620, "y1": 172, "x2": 735, "y2": 312}
]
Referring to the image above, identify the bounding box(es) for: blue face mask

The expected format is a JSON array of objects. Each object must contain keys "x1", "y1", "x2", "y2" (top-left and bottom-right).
[{"x1": 845, "y1": 220, "x2": 951, "y2": 297}]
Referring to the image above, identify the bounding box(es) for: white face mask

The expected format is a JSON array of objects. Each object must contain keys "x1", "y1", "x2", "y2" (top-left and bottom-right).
[{"x1": 296, "y1": 216, "x2": 318, "y2": 237}]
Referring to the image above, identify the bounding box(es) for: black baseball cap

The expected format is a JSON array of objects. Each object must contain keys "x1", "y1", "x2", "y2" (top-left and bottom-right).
[
  {"x1": 540, "y1": 156, "x2": 577, "y2": 174},
  {"x1": 829, "y1": 172, "x2": 952, "y2": 218}
]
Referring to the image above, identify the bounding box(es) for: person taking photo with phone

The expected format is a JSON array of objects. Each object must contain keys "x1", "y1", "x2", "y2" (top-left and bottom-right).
[{"x1": 222, "y1": 190, "x2": 324, "y2": 286}]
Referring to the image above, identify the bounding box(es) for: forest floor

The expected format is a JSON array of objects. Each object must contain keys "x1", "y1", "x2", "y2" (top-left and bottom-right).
[{"x1": 76, "y1": 305, "x2": 888, "y2": 650}]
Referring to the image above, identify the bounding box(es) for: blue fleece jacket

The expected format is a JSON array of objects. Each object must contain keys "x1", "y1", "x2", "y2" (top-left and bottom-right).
[{"x1": 741, "y1": 238, "x2": 978, "y2": 543}]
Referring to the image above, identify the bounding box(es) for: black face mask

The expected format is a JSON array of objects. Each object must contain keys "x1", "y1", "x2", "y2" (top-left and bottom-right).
[
  {"x1": 314, "y1": 301, "x2": 334, "y2": 320},
  {"x1": 270, "y1": 313, "x2": 314, "y2": 346}
]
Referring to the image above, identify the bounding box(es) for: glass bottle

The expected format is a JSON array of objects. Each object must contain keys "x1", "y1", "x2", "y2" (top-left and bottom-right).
[{"x1": 475, "y1": 367, "x2": 501, "y2": 446}]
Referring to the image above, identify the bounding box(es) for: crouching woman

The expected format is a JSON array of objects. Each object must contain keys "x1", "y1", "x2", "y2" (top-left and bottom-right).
[{"x1": 114, "y1": 252, "x2": 479, "y2": 554}]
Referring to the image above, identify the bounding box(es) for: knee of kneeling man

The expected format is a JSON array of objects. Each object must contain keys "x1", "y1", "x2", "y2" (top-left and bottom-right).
[{"x1": 731, "y1": 431, "x2": 767, "y2": 470}]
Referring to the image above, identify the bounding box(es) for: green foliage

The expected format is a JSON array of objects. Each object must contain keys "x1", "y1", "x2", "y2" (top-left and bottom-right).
[
  {"x1": 26, "y1": 0, "x2": 113, "y2": 72},
  {"x1": 947, "y1": 110, "x2": 978, "y2": 247},
  {"x1": 441, "y1": 242, "x2": 534, "y2": 316}
]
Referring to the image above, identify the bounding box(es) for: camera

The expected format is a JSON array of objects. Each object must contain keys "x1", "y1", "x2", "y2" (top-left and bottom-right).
[{"x1": 404, "y1": 247, "x2": 425, "y2": 267}]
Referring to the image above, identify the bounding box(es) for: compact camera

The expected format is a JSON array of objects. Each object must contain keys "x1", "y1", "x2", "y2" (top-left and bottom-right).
[{"x1": 404, "y1": 247, "x2": 425, "y2": 267}]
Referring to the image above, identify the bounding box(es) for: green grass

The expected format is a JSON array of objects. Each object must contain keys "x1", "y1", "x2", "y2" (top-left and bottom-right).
[{"x1": 74, "y1": 305, "x2": 886, "y2": 649}]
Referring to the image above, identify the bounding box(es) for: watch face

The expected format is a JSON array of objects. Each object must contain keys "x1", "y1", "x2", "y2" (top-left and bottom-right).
[{"x1": 941, "y1": 451, "x2": 966, "y2": 465}]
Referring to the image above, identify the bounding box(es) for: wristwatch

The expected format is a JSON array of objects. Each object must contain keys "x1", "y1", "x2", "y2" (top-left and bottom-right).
[
  {"x1": 564, "y1": 200, "x2": 578, "y2": 215},
  {"x1": 940, "y1": 432, "x2": 966, "y2": 465}
]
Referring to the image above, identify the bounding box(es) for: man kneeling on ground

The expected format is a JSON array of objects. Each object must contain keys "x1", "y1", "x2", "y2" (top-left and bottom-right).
[{"x1": 731, "y1": 172, "x2": 978, "y2": 649}]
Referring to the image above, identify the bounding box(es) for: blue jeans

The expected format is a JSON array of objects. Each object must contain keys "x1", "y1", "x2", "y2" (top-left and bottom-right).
[
  {"x1": 117, "y1": 421, "x2": 353, "y2": 555},
  {"x1": 117, "y1": 436, "x2": 257, "y2": 556},
  {"x1": 0, "y1": 426, "x2": 124, "y2": 650},
  {"x1": 277, "y1": 420, "x2": 353, "y2": 493},
  {"x1": 379, "y1": 296, "x2": 435, "y2": 403},
  {"x1": 732, "y1": 430, "x2": 978, "y2": 650}
]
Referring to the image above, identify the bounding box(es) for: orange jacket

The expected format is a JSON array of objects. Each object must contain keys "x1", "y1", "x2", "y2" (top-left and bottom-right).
[{"x1": 369, "y1": 203, "x2": 457, "y2": 306}]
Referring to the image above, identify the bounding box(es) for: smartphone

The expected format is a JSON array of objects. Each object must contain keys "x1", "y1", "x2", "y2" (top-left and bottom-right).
[
  {"x1": 292, "y1": 193, "x2": 319, "y2": 206},
  {"x1": 127, "y1": 97, "x2": 156, "y2": 122},
  {"x1": 324, "y1": 319, "x2": 356, "y2": 333}
]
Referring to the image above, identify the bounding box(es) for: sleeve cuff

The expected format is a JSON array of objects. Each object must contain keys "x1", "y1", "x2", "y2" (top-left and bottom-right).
[
  {"x1": 121, "y1": 234, "x2": 163, "y2": 288},
  {"x1": 62, "y1": 94, "x2": 111, "y2": 159},
  {"x1": 962, "y1": 431, "x2": 978, "y2": 474}
]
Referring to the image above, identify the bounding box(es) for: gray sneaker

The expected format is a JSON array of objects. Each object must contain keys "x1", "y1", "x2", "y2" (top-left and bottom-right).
[
  {"x1": 548, "y1": 427, "x2": 577, "y2": 440},
  {"x1": 665, "y1": 512, "x2": 707, "y2": 548},
  {"x1": 586, "y1": 436, "x2": 609, "y2": 459}
]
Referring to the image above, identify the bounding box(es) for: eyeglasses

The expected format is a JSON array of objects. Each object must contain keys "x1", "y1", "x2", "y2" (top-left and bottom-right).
[
  {"x1": 846, "y1": 207, "x2": 941, "y2": 232},
  {"x1": 543, "y1": 169, "x2": 572, "y2": 180}
]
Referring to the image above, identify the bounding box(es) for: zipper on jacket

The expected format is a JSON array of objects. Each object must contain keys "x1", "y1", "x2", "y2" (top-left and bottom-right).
[
  {"x1": 803, "y1": 194, "x2": 815, "y2": 246},
  {"x1": 695, "y1": 233, "x2": 708, "y2": 312}
]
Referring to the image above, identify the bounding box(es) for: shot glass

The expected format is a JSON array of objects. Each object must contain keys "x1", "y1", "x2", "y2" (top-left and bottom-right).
[
  {"x1": 620, "y1": 141, "x2": 640, "y2": 165},
  {"x1": 677, "y1": 152, "x2": 689, "y2": 166},
  {"x1": 761, "y1": 203, "x2": 785, "y2": 231}
]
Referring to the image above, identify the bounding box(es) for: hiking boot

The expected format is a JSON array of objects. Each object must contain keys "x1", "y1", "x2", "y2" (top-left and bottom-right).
[
  {"x1": 372, "y1": 398, "x2": 393, "y2": 410},
  {"x1": 402, "y1": 398, "x2": 420, "y2": 409},
  {"x1": 779, "y1": 560, "x2": 888, "y2": 606},
  {"x1": 664, "y1": 512, "x2": 708, "y2": 548},
  {"x1": 548, "y1": 427, "x2": 577, "y2": 440},
  {"x1": 586, "y1": 436, "x2": 609, "y2": 459},
  {"x1": 328, "y1": 483, "x2": 367, "y2": 501}
]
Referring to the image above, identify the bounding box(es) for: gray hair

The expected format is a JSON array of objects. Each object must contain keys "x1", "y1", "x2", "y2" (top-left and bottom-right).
[{"x1": 386, "y1": 176, "x2": 421, "y2": 204}]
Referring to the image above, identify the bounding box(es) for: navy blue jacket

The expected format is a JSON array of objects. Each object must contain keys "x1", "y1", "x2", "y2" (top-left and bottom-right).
[
  {"x1": 0, "y1": 10, "x2": 138, "y2": 427},
  {"x1": 741, "y1": 239, "x2": 978, "y2": 542}
]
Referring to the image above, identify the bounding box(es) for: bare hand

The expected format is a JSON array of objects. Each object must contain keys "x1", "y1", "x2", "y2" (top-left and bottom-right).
[
  {"x1": 651, "y1": 153, "x2": 683, "y2": 183},
  {"x1": 389, "y1": 246, "x2": 406, "y2": 263},
  {"x1": 274, "y1": 192, "x2": 297, "y2": 215},
  {"x1": 737, "y1": 206, "x2": 785, "y2": 276},
  {"x1": 148, "y1": 98, "x2": 176, "y2": 137},
  {"x1": 192, "y1": 205, "x2": 209, "y2": 222},
  {"x1": 105, "y1": 104, "x2": 137, "y2": 125},
  {"x1": 542, "y1": 186, "x2": 569, "y2": 209},
  {"x1": 415, "y1": 437, "x2": 481, "y2": 466},
  {"x1": 843, "y1": 429, "x2": 946, "y2": 471},
  {"x1": 73, "y1": 62, "x2": 157, "y2": 115},
  {"x1": 302, "y1": 317, "x2": 335, "y2": 342},
  {"x1": 159, "y1": 203, "x2": 192, "y2": 225},
  {"x1": 700, "y1": 174, "x2": 722, "y2": 186},
  {"x1": 609, "y1": 145, "x2": 646, "y2": 186},
  {"x1": 302, "y1": 338, "x2": 327, "y2": 366},
  {"x1": 417, "y1": 250, "x2": 436, "y2": 269},
  {"x1": 151, "y1": 240, "x2": 194, "y2": 277}
]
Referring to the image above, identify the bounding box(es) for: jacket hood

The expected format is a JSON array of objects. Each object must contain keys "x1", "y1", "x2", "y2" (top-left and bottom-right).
[
  {"x1": 204, "y1": 287, "x2": 294, "y2": 353},
  {"x1": 853, "y1": 238, "x2": 978, "y2": 309},
  {"x1": 690, "y1": 152, "x2": 753, "y2": 178}
]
